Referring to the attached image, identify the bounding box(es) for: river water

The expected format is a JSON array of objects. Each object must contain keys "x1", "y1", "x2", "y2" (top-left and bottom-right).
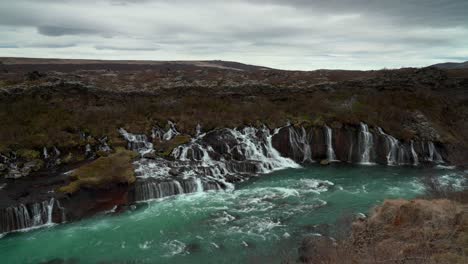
[{"x1": 0, "y1": 164, "x2": 465, "y2": 264}]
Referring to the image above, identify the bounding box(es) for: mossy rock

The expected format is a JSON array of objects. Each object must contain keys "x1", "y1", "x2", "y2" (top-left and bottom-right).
[
  {"x1": 17, "y1": 149, "x2": 41, "y2": 160},
  {"x1": 96, "y1": 150, "x2": 110, "y2": 157},
  {"x1": 58, "y1": 148, "x2": 138, "y2": 194},
  {"x1": 155, "y1": 134, "x2": 192, "y2": 157}
]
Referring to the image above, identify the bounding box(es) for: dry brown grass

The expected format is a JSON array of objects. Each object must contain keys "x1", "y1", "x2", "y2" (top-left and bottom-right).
[{"x1": 297, "y1": 198, "x2": 468, "y2": 264}]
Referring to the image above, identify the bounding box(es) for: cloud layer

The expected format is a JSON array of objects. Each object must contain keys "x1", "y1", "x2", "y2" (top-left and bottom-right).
[{"x1": 0, "y1": 0, "x2": 467, "y2": 70}]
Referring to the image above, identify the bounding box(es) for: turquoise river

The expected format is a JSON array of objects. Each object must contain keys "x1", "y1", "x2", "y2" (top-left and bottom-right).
[{"x1": 0, "y1": 164, "x2": 465, "y2": 264}]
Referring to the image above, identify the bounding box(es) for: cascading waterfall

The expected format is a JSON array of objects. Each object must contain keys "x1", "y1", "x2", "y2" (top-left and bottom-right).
[
  {"x1": 195, "y1": 178, "x2": 204, "y2": 192},
  {"x1": 196, "y1": 123, "x2": 202, "y2": 137},
  {"x1": 132, "y1": 126, "x2": 300, "y2": 202},
  {"x1": 43, "y1": 147, "x2": 49, "y2": 159},
  {"x1": 133, "y1": 178, "x2": 222, "y2": 202},
  {"x1": 427, "y1": 142, "x2": 444, "y2": 163},
  {"x1": 118, "y1": 128, "x2": 153, "y2": 155},
  {"x1": 410, "y1": 141, "x2": 419, "y2": 166},
  {"x1": 163, "y1": 121, "x2": 180, "y2": 141},
  {"x1": 121, "y1": 123, "x2": 448, "y2": 204},
  {"x1": 324, "y1": 126, "x2": 336, "y2": 161},
  {"x1": 172, "y1": 126, "x2": 300, "y2": 175},
  {"x1": 358, "y1": 123, "x2": 374, "y2": 164},
  {"x1": 288, "y1": 126, "x2": 313, "y2": 163},
  {"x1": 377, "y1": 127, "x2": 399, "y2": 165},
  {"x1": 0, "y1": 198, "x2": 65, "y2": 234}
]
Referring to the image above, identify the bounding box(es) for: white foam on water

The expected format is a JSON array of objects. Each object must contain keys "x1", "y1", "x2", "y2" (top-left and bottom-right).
[
  {"x1": 299, "y1": 179, "x2": 334, "y2": 193},
  {"x1": 437, "y1": 173, "x2": 466, "y2": 190},
  {"x1": 210, "y1": 242, "x2": 220, "y2": 249},
  {"x1": 163, "y1": 240, "x2": 187, "y2": 257},
  {"x1": 436, "y1": 165, "x2": 456, "y2": 170},
  {"x1": 138, "y1": 240, "x2": 152, "y2": 250}
]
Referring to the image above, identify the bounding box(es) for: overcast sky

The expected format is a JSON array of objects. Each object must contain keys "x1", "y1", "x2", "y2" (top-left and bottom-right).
[{"x1": 0, "y1": 0, "x2": 467, "y2": 70}]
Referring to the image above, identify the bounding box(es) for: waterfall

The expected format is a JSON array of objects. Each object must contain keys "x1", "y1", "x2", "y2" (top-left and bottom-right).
[
  {"x1": 288, "y1": 126, "x2": 313, "y2": 162},
  {"x1": 118, "y1": 128, "x2": 153, "y2": 155},
  {"x1": 133, "y1": 178, "x2": 222, "y2": 202},
  {"x1": 358, "y1": 123, "x2": 374, "y2": 165},
  {"x1": 377, "y1": 127, "x2": 399, "y2": 165},
  {"x1": 410, "y1": 141, "x2": 419, "y2": 166},
  {"x1": 324, "y1": 126, "x2": 336, "y2": 161},
  {"x1": 173, "y1": 180, "x2": 184, "y2": 194},
  {"x1": 196, "y1": 123, "x2": 202, "y2": 137},
  {"x1": 0, "y1": 198, "x2": 65, "y2": 234},
  {"x1": 43, "y1": 147, "x2": 49, "y2": 159},
  {"x1": 195, "y1": 178, "x2": 204, "y2": 192},
  {"x1": 172, "y1": 126, "x2": 300, "y2": 175},
  {"x1": 133, "y1": 126, "x2": 300, "y2": 202},
  {"x1": 163, "y1": 121, "x2": 180, "y2": 141},
  {"x1": 427, "y1": 142, "x2": 444, "y2": 163}
]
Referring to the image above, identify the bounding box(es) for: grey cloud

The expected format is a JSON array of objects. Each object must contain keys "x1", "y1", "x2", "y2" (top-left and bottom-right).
[
  {"x1": 94, "y1": 45, "x2": 159, "y2": 51},
  {"x1": 0, "y1": 0, "x2": 467, "y2": 70},
  {"x1": 21, "y1": 43, "x2": 77, "y2": 48},
  {"x1": 37, "y1": 25, "x2": 100, "y2": 36}
]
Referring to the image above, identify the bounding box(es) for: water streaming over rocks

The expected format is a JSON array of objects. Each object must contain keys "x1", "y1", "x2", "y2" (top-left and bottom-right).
[
  {"x1": 0, "y1": 122, "x2": 450, "y2": 235},
  {"x1": 272, "y1": 123, "x2": 445, "y2": 166},
  {"x1": 0, "y1": 198, "x2": 66, "y2": 234},
  {"x1": 118, "y1": 128, "x2": 154, "y2": 155},
  {"x1": 131, "y1": 126, "x2": 300, "y2": 202},
  {"x1": 358, "y1": 123, "x2": 374, "y2": 165},
  {"x1": 324, "y1": 126, "x2": 337, "y2": 161}
]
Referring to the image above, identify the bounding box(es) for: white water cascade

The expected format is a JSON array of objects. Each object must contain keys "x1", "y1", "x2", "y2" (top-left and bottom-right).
[
  {"x1": 377, "y1": 127, "x2": 399, "y2": 165},
  {"x1": 288, "y1": 126, "x2": 313, "y2": 163},
  {"x1": 427, "y1": 142, "x2": 444, "y2": 163},
  {"x1": 130, "y1": 126, "x2": 301, "y2": 202},
  {"x1": 358, "y1": 123, "x2": 374, "y2": 165},
  {"x1": 410, "y1": 141, "x2": 419, "y2": 166},
  {"x1": 324, "y1": 126, "x2": 336, "y2": 161},
  {"x1": 0, "y1": 198, "x2": 65, "y2": 234},
  {"x1": 118, "y1": 128, "x2": 153, "y2": 155}
]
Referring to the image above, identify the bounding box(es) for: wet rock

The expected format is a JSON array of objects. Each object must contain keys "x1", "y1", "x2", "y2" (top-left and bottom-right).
[
  {"x1": 168, "y1": 168, "x2": 179, "y2": 176},
  {"x1": 298, "y1": 235, "x2": 336, "y2": 263},
  {"x1": 404, "y1": 111, "x2": 441, "y2": 141},
  {"x1": 38, "y1": 258, "x2": 79, "y2": 264},
  {"x1": 320, "y1": 159, "x2": 330, "y2": 166},
  {"x1": 185, "y1": 242, "x2": 201, "y2": 253},
  {"x1": 5, "y1": 160, "x2": 43, "y2": 179},
  {"x1": 142, "y1": 152, "x2": 157, "y2": 159},
  {"x1": 0, "y1": 163, "x2": 6, "y2": 172}
]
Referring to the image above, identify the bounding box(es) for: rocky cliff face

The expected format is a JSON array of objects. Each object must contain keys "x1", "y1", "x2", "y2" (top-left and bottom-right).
[{"x1": 272, "y1": 124, "x2": 446, "y2": 166}]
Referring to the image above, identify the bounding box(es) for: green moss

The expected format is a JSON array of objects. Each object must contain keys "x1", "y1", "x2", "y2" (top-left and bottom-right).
[
  {"x1": 96, "y1": 150, "x2": 110, "y2": 157},
  {"x1": 155, "y1": 134, "x2": 192, "y2": 157},
  {"x1": 58, "y1": 148, "x2": 138, "y2": 194},
  {"x1": 17, "y1": 149, "x2": 41, "y2": 160},
  {"x1": 58, "y1": 181, "x2": 81, "y2": 194}
]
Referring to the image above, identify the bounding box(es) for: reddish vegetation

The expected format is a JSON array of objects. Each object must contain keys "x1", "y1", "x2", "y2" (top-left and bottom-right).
[{"x1": 297, "y1": 197, "x2": 468, "y2": 264}]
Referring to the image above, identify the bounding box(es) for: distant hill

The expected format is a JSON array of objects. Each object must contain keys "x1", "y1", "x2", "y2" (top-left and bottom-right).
[
  {"x1": 0, "y1": 57, "x2": 272, "y2": 72},
  {"x1": 431, "y1": 61, "x2": 468, "y2": 69}
]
